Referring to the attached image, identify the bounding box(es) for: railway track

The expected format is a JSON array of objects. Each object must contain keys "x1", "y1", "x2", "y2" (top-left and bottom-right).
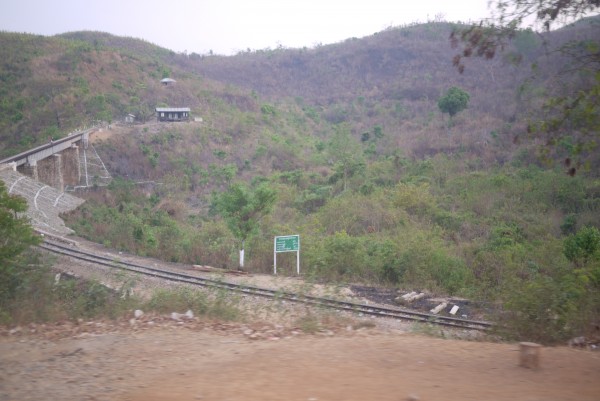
[{"x1": 40, "y1": 239, "x2": 493, "y2": 332}]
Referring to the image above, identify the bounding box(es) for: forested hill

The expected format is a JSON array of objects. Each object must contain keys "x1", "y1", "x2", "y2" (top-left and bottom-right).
[
  {"x1": 2, "y1": 18, "x2": 600, "y2": 343},
  {"x1": 1, "y1": 18, "x2": 598, "y2": 160},
  {"x1": 191, "y1": 22, "x2": 524, "y2": 105}
]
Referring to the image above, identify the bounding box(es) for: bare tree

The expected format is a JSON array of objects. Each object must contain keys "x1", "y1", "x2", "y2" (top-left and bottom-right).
[{"x1": 451, "y1": 1, "x2": 600, "y2": 174}]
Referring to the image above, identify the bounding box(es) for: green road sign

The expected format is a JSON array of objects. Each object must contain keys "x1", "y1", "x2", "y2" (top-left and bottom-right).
[
  {"x1": 275, "y1": 235, "x2": 299, "y2": 252},
  {"x1": 274, "y1": 235, "x2": 300, "y2": 275}
]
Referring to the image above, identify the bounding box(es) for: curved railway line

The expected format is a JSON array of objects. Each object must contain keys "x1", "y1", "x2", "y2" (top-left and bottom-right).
[{"x1": 40, "y1": 239, "x2": 493, "y2": 332}]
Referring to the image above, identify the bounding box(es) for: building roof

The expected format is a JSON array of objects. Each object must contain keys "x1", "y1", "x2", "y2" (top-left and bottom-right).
[
  {"x1": 156, "y1": 107, "x2": 190, "y2": 112},
  {"x1": 160, "y1": 78, "x2": 176, "y2": 83}
]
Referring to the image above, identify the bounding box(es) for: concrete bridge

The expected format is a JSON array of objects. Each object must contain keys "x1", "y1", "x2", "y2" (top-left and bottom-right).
[
  {"x1": 0, "y1": 127, "x2": 112, "y2": 236},
  {"x1": 0, "y1": 127, "x2": 111, "y2": 192}
]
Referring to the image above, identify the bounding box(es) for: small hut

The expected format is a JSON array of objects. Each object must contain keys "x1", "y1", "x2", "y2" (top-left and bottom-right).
[
  {"x1": 160, "y1": 78, "x2": 177, "y2": 86},
  {"x1": 125, "y1": 114, "x2": 135, "y2": 124},
  {"x1": 156, "y1": 107, "x2": 190, "y2": 122}
]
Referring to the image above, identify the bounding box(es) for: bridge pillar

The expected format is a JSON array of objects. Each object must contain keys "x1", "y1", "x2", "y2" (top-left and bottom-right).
[
  {"x1": 37, "y1": 154, "x2": 64, "y2": 192},
  {"x1": 61, "y1": 144, "x2": 81, "y2": 186},
  {"x1": 21, "y1": 160, "x2": 39, "y2": 181}
]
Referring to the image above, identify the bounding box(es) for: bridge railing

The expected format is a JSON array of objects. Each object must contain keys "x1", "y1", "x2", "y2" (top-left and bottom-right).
[{"x1": 0, "y1": 127, "x2": 96, "y2": 166}]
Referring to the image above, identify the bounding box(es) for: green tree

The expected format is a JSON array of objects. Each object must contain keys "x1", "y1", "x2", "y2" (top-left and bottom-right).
[
  {"x1": 438, "y1": 86, "x2": 470, "y2": 118},
  {"x1": 212, "y1": 182, "x2": 277, "y2": 269},
  {"x1": 328, "y1": 125, "x2": 365, "y2": 192},
  {"x1": 0, "y1": 181, "x2": 41, "y2": 304}
]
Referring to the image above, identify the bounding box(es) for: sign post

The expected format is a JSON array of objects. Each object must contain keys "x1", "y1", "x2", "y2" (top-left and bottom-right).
[{"x1": 274, "y1": 235, "x2": 300, "y2": 275}]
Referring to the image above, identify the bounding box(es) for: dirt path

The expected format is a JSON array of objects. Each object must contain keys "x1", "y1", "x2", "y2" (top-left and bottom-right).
[
  {"x1": 1, "y1": 324, "x2": 598, "y2": 401},
  {"x1": 125, "y1": 333, "x2": 600, "y2": 401}
]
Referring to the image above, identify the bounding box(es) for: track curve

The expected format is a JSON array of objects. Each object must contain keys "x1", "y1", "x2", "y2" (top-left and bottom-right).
[{"x1": 40, "y1": 239, "x2": 493, "y2": 332}]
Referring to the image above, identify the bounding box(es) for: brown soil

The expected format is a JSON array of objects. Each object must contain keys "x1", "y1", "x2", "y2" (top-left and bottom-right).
[
  {"x1": 90, "y1": 126, "x2": 117, "y2": 142},
  {"x1": 126, "y1": 334, "x2": 600, "y2": 401},
  {"x1": 1, "y1": 323, "x2": 598, "y2": 401}
]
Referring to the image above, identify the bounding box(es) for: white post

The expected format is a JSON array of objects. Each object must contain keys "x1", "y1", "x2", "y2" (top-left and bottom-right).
[
  {"x1": 239, "y1": 240, "x2": 245, "y2": 269},
  {"x1": 273, "y1": 237, "x2": 277, "y2": 275},
  {"x1": 296, "y1": 236, "x2": 300, "y2": 275}
]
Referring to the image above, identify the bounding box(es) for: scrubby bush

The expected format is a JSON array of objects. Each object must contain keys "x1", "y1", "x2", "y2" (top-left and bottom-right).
[
  {"x1": 55, "y1": 279, "x2": 130, "y2": 319},
  {"x1": 0, "y1": 181, "x2": 41, "y2": 313},
  {"x1": 497, "y1": 267, "x2": 599, "y2": 344},
  {"x1": 146, "y1": 287, "x2": 242, "y2": 321},
  {"x1": 146, "y1": 288, "x2": 209, "y2": 314},
  {"x1": 391, "y1": 234, "x2": 472, "y2": 295},
  {"x1": 564, "y1": 226, "x2": 600, "y2": 267},
  {"x1": 309, "y1": 231, "x2": 368, "y2": 281}
]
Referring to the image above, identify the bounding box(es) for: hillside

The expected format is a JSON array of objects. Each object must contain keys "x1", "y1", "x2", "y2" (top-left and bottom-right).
[
  {"x1": 0, "y1": 31, "x2": 231, "y2": 158},
  {"x1": 3, "y1": 20, "x2": 598, "y2": 162},
  {"x1": 1, "y1": 20, "x2": 599, "y2": 342}
]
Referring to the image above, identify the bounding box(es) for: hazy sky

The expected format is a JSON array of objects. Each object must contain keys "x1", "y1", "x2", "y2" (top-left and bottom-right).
[{"x1": 1, "y1": 0, "x2": 493, "y2": 55}]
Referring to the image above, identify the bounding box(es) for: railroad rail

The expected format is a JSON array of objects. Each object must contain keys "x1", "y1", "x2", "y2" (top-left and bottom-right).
[{"x1": 40, "y1": 239, "x2": 493, "y2": 332}]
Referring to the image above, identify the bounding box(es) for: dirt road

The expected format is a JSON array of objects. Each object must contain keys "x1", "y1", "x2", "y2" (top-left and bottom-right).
[{"x1": 1, "y1": 322, "x2": 598, "y2": 401}]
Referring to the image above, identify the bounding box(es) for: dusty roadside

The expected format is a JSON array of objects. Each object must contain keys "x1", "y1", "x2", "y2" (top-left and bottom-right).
[{"x1": 1, "y1": 318, "x2": 599, "y2": 401}]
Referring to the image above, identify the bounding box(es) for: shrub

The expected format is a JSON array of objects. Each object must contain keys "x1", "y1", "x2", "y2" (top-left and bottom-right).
[
  {"x1": 146, "y1": 288, "x2": 209, "y2": 314},
  {"x1": 316, "y1": 231, "x2": 367, "y2": 281},
  {"x1": 315, "y1": 190, "x2": 402, "y2": 235},
  {"x1": 560, "y1": 214, "x2": 578, "y2": 235},
  {"x1": 497, "y1": 273, "x2": 591, "y2": 343},
  {"x1": 0, "y1": 181, "x2": 41, "y2": 306},
  {"x1": 487, "y1": 223, "x2": 525, "y2": 250},
  {"x1": 392, "y1": 182, "x2": 436, "y2": 216},
  {"x1": 368, "y1": 240, "x2": 403, "y2": 284},
  {"x1": 396, "y1": 245, "x2": 471, "y2": 295},
  {"x1": 145, "y1": 287, "x2": 242, "y2": 321},
  {"x1": 564, "y1": 226, "x2": 600, "y2": 266}
]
